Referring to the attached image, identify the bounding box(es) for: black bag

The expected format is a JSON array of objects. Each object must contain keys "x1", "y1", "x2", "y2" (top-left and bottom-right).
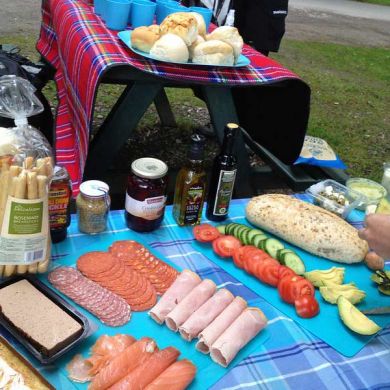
[{"x1": 0, "y1": 45, "x2": 54, "y2": 145}]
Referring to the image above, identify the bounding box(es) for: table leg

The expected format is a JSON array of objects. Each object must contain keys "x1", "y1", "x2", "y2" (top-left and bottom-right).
[
  {"x1": 154, "y1": 89, "x2": 176, "y2": 127},
  {"x1": 200, "y1": 86, "x2": 254, "y2": 198},
  {"x1": 84, "y1": 82, "x2": 163, "y2": 179}
]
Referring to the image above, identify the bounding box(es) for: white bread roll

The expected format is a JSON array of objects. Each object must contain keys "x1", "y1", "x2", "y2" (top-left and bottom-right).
[
  {"x1": 190, "y1": 12, "x2": 206, "y2": 37},
  {"x1": 188, "y1": 35, "x2": 205, "y2": 60},
  {"x1": 160, "y1": 12, "x2": 198, "y2": 46},
  {"x1": 192, "y1": 40, "x2": 234, "y2": 66},
  {"x1": 245, "y1": 194, "x2": 369, "y2": 263},
  {"x1": 206, "y1": 26, "x2": 243, "y2": 62},
  {"x1": 131, "y1": 26, "x2": 160, "y2": 53},
  {"x1": 150, "y1": 33, "x2": 189, "y2": 63}
]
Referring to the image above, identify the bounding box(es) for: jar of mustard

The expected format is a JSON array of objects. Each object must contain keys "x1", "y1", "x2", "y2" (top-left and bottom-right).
[{"x1": 76, "y1": 180, "x2": 110, "y2": 234}]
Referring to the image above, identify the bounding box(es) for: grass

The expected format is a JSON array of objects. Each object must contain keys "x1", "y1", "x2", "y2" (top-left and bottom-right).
[
  {"x1": 1, "y1": 34, "x2": 389, "y2": 182},
  {"x1": 355, "y1": 0, "x2": 390, "y2": 5}
]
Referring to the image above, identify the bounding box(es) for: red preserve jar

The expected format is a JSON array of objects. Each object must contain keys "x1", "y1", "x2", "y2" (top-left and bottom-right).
[{"x1": 125, "y1": 158, "x2": 168, "y2": 232}]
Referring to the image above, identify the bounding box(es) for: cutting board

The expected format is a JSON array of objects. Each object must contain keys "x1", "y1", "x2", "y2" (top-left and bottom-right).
[
  {"x1": 38, "y1": 231, "x2": 270, "y2": 390},
  {"x1": 192, "y1": 217, "x2": 390, "y2": 357}
]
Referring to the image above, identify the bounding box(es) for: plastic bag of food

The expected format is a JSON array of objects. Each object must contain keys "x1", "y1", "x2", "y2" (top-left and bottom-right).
[
  {"x1": 294, "y1": 135, "x2": 347, "y2": 169},
  {"x1": 0, "y1": 75, "x2": 53, "y2": 277}
]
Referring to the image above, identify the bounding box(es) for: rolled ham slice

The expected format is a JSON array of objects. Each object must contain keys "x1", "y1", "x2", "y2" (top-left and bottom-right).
[
  {"x1": 165, "y1": 279, "x2": 216, "y2": 332},
  {"x1": 179, "y1": 288, "x2": 234, "y2": 341},
  {"x1": 196, "y1": 296, "x2": 247, "y2": 354},
  {"x1": 210, "y1": 307, "x2": 268, "y2": 367},
  {"x1": 149, "y1": 270, "x2": 201, "y2": 324}
]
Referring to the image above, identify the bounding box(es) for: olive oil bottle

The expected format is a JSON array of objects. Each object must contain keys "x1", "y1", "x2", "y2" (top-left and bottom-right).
[
  {"x1": 173, "y1": 134, "x2": 207, "y2": 226},
  {"x1": 206, "y1": 123, "x2": 238, "y2": 221}
]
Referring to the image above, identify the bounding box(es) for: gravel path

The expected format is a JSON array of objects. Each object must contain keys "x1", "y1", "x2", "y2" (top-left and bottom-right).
[{"x1": 0, "y1": 0, "x2": 389, "y2": 47}]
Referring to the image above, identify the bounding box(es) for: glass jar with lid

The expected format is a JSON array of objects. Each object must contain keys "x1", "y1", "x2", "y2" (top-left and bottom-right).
[
  {"x1": 125, "y1": 157, "x2": 168, "y2": 232},
  {"x1": 76, "y1": 180, "x2": 110, "y2": 234}
]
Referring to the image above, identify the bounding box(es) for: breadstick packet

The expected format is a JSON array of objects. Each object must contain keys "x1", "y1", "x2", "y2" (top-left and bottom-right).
[{"x1": 0, "y1": 76, "x2": 53, "y2": 278}]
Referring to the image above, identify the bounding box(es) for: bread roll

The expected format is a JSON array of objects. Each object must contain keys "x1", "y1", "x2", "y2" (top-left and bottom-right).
[
  {"x1": 148, "y1": 24, "x2": 160, "y2": 35},
  {"x1": 188, "y1": 35, "x2": 205, "y2": 60},
  {"x1": 192, "y1": 40, "x2": 234, "y2": 66},
  {"x1": 160, "y1": 12, "x2": 198, "y2": 45},
  {"x1": 206, "y1": 26, "x2": 243, "y2": 62},
  {"x1": 245, "y1": 194, "x2": 369, "y2": 263},
  {"x1": 150, "y1": 33, "x2": 189, "y2": 63},
  {"x1": 190, "y1": 12, "x2": 206, "y2": 37},
  {"x1": 131, "y1": 26, "x2": 160, "y2": 53}
]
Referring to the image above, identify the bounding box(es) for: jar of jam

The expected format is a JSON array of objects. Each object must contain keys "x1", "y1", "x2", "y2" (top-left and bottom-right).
[
  {"x1": 76, "y1": 180, "x2": 110, "y2": 234},
  {"x1": 125, "y1": 158, "x2": 168, "y2": 232}
]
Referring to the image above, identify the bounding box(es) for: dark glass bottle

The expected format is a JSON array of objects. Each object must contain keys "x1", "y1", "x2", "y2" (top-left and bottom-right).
[
  {"x1": 206, "y1": 123, "x2": 238, "y2": 221},
  {"x1": 173, "y1": 134, "x2": 207, "y2": 226},
  {"x1": 49, "y1": 165, "x2": 72, "y2": 243}
]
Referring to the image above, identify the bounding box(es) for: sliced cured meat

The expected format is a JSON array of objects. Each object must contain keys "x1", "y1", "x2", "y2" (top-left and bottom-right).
[
  {"x1": 108, "y1": 347, "x2": 180, "y2": 390},
  {"x1": 76, "y1": 253, "x2": 157, "y2": 311},
  {"x1": 48, "y1": 267, "x2": 132, "y2": 327},
  {"x1": 179, "y1": 289, "x2": 234, "y2": 341},
  {"x1": 165, "y1": 279, "x2": 216, "y2": 332},
  {"x1": 210, "y1": 308, "x2": 268, "y2": 367},
  {"x1": 109, "y1": 240, "x2": 179, "y2": 295},
  {"x1": 196, "y1": 296, "x2": 247, "y2": 354},
  {"x1": 149, "y1": 270, "x2": 202, "y2": 324},
  {"x1": 144, "y1": 359, "x2": 196, "y2": 390},
  {"x1": 89, "y1": 337, "x2": 157, "y2": 390}
]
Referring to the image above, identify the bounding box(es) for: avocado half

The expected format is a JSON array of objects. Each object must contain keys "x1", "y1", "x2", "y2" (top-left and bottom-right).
[{"x1": 337, "y1": 296, "x2": 381, "y2": 336}]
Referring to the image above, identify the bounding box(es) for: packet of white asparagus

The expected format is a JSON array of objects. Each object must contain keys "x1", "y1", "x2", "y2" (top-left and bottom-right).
[{"x1": 0, "y1": 75, "x2": 53, "y2": 278}]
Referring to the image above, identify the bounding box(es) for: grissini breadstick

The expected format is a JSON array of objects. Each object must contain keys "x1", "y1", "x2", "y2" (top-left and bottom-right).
[
  {"x1": 17, "y1": 171, "x2": 39, "y2": 274},
  {"x1": 24, "y1": 156, "x2": 34, "y2": 170},
  {"x1": 3, "y1": 171, "x2": 27, "y2": 278},
  {"x1": 44, "y1": 157, "x2": 53, "y2": 177},
  {"x1": 36, "y1": 158, "x2": 47, "y2": 176},
  {"x1": 0, "y1": 163, "x2": 10, "y2": 278},
  {"x1": 35, "y1": 174, "x2": 50, "y2": 274}
]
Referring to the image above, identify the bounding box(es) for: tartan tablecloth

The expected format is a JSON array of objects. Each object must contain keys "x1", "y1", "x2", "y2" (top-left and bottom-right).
[
  {"x1": 24, "y1": 197, "x2": 384, "y2": 389},
  {"x1": 36, "y1": 0, "x2": 310, "y2": 197}
]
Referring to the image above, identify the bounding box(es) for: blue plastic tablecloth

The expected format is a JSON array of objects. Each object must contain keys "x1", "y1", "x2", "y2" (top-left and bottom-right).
[{"x1": 2, "y1": 196, "x2": 390, "y2": 389}]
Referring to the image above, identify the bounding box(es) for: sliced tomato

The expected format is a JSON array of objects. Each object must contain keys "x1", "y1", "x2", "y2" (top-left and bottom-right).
[
  {"x1": 278, "y1": 275, "x2": 315, "y2": 304},
  {"x1": 295, "y1": 295, "x2": 320, "y2": 318},
  {"x1": 233, "y1": 246, "x2": 246, "y2": 269},
  {"x1": 255, "y1": 260, "x2": 281, "y2": 286},
  {"x1": 242, "y1": 247, "x2": 270, "y2": 264},
  {"x1": 193, "y1": 224, "x2": 213, "y2": 237},
  {"x1": 212, "y1": 235, "x2": 242, "y2": 258},
  {"x1": 194, "y1": 225, "x2": 221, "y2": 243},
  {"x1": 278, "y1": 265, "x2": 296, "y2": 280}
]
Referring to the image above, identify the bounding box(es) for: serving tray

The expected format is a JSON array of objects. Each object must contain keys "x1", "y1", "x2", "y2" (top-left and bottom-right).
[{"x1": 118, "y1": 30, "x2": 251, "y2": 67}]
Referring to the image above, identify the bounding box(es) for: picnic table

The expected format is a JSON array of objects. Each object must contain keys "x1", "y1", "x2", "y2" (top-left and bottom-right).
[
  {"x1": 37, "y1": 0, "x2": 311, "y2": 198},
  {"x1": 1, "y1": 197, "x2": 389, "y2": 389}
]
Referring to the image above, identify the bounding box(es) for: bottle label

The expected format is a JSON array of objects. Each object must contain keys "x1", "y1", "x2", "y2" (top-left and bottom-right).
[
  {"x1": 49, "y1": 183, "x2": 70, "y2": 229},
  {"x1": 184, "y1": 185, "x2": 204, "y2": 224},
  {"x1": 125, "y1": 194, "x2": 166, "y2": 221},
  {"x1": 213, "y1": 169, "x2": 237, "y2": 216}
]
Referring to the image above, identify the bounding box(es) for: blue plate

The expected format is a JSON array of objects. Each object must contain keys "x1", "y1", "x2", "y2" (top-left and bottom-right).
[{"x1": 118, "y1": 30, "x2": 251, "y2": 67}]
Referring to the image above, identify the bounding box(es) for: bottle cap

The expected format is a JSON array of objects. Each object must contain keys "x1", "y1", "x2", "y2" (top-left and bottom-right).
[
  {"x1": 80, "y1": 180, "x2": 109, "y2": 198},
  {"x1": 189, "y1": 133, "x2": 206, "y2": 160},
  {"x1": 131, "y1": 158, "x2": 168, "y2": 179}
]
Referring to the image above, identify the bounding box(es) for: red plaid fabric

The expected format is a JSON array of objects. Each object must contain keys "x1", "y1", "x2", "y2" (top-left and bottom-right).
[{"x1": 37, "y1": 0, "x2": 301, "y2": 195}]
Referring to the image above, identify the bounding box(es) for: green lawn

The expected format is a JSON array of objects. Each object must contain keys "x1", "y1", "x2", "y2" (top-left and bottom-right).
[
  {"x1": 1, "y1": 35, "x2": 389, "y2": 182},
  {"x1": 355, "y1": 0, "x2": 390, "y2": 5}
]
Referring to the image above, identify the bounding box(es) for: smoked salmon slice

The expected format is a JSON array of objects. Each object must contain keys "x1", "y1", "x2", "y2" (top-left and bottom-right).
[
  {"x1": 144, "y1": 359, "x2": 196, "y2": 390},
  {"x1": 108, "y1": 346, "x2": 180, "y2": 390},
  {"x1": 88, "y1": 338, "x2": 157, "y2": 390}
]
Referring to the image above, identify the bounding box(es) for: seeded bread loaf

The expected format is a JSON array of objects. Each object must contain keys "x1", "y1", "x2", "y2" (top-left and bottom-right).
[
  {"x1": 0, "y1": 280, "x2": 82, "y2": 357},
  {"x1": 245, "y1": 194, "x2": 368, "y2": 263}
]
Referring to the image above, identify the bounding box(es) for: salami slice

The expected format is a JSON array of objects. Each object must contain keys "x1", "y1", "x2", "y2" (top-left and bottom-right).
[{"x1": 48, "y1": 267, "x2": 131, "y2": 327}]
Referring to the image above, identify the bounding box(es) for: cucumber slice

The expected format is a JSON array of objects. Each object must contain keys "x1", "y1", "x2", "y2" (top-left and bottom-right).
[
  {"x1": 226, "y1": 223, "x2": 237, "y2": 235},
  {"x1": 216, "y1": 225, "x2": 226, "y2": 235},
  {"x1": 259, "y1": 238, "x2": 268, "y2": 251},
  {"x1": 233, "y1": 224, "x2": 245, "y2": 239},
  {"x1": 252, "y1": 234, "x2": 268, "y2": 248},
  {"x1": 241, "y1": 229, "x2": 251, "y2": 245},
  {"x1": 264, "y1": 238, "x2": 285, "y2": 259},
  {"x1": 247, "y1": 229, "x2": 264, "y2": 244},
  {"x1": 277, "y1": 248, "x2": 294, "y2": 262},
  {"x1": 281, "y1": 252, "x2": 306, "y2": 275}
]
